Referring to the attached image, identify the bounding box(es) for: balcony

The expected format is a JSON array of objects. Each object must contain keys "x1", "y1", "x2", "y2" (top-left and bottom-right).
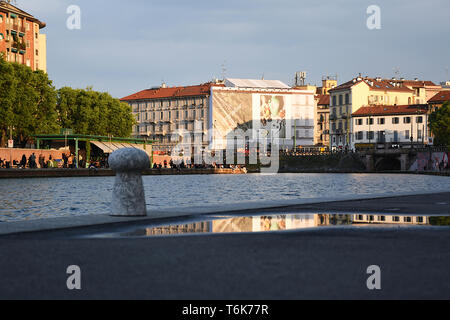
[{"x1": 329, "y1": 114, "x2": 337, "y2": 121}]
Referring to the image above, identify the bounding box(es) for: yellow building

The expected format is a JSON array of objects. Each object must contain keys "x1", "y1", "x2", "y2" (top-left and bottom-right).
[{"x1": 328, "y1": 76, "x2": 425, "y2": 150}]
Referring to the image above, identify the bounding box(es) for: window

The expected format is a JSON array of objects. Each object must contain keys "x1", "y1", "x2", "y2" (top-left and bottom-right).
[
  {"x1": 345, "y1": 93, "x2": 349, "y2": 104},
  {"x1": 393, "y1": 216, "x2": 400, "y2": 222},
  {"x1": 366, "y1": 118, "x2": 374, "y2": 125},
  {"x1": 332, "y1": 96, "x2": 336, "y2": 106},
  {"x1": 405, "y1": 130, "x2": 410, "y2": 140},
  {"x1": 377, "y1": 118, "x2": 385, "y2": 125},
  {"x1": 356, "y1": 131, "x2": 364, "y2": 140},
  {"x1": 356, "y1": 119, "x2": 363, "y2": 126},
  {"x1": 392, "y1": 117, "x2": 399, "y2": 124},
  {"x1": 416, "y1": 116, "x2": 423, "y2": 123},
  {"x1": 339, "y1": 95, "x2": 343, "y2": 105},
  {"x1": 378, "y1": 216, "x2": 386, "y2": 222},
  {"x1": 403, "y1": 117, "x2": 411, "y2": 124},
  {"x1": 404, "y1": 217, "x2": 412, "y2": 223},
  {"x1": 418, "y1": 130, "x2": 422, "y2": 140},
  {"x1": 366, "y1": 131, "x2": 374, "y2": 140},
  {"x1": 417, "y1": 217, "x2": 423, "y2": 223}
]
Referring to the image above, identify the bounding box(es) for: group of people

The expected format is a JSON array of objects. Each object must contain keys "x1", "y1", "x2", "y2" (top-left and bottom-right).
[
  {"x1": 14, "y1": 153, "x2": 58, "y2": 169},
  {"x1": 152, "y1": 159, "x2": 246, "y2": 172}
]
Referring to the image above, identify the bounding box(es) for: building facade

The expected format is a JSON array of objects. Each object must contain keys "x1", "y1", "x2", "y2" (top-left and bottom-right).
[
  {"x1": 327, "y1": 76, "x2": 435, "y2": 150},
  {"x1": 314, "y1": 94, "x2": 330, "y2": 146},
  {"x1": 351, "y1": 104, "x2": 429, "y2": 149},
  {"x1": 0, "y1": 1, "x2": 46, "y2": 72},
  {"x1": 121, "y1": 78, "x2": 315, "y2": 151}
]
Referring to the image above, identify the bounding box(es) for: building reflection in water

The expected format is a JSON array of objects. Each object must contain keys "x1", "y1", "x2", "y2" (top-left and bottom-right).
[{"x1": 130, "y1": 214, "x2": 431, "y2": 237}]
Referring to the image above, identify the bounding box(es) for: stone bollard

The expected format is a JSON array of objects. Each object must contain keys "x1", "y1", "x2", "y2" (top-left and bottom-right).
[{"x1": 108, "y1": 148, "x2": 150, "y2": 216}]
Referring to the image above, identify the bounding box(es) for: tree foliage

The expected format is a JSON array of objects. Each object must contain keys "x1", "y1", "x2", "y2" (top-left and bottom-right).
[
  {"x1": 429, "y1": 101, "x2": 450, "y2": 148},
  {"x1": 56, "y1": 87, "x2": 135, "y2": 137},
  {"x1": 0, "y1": 57, "x2": 135, "y2": 147},
  {"x1": 0, "y1": 58, "x2": 58, "y2": 147}
]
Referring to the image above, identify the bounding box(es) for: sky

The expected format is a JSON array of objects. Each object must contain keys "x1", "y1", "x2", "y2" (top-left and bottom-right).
[{"x1": 17, "y1": 0, "x2": 450, "y2": 98}]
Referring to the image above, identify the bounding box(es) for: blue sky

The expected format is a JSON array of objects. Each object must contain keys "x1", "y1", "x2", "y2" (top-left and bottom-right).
[{"x1": 20, "y1": 0, "x2": 450, "y2": 98}]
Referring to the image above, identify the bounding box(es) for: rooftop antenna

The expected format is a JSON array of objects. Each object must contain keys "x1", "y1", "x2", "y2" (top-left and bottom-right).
[
  {"x1": 261, "y1": 72, "x2": 265, "y2": 80},
  {"x1": 393, "y1": 67, "x2": 401, "y2": 79},
  {"x1": 445, "y1": 66, "x2": 449, "y2": 80},
  {"x1": 221, "y1": 60, "x2": 227, "y2": 80}
]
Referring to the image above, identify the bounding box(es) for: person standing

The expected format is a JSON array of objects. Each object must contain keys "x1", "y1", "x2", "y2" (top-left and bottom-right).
[{"x1": 21, "y1": 154, "x2": 27, "y2": 168}]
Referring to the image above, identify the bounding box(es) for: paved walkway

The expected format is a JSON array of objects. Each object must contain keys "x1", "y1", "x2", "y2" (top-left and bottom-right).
[{"x1": 0, "y1": 192, "x2": 449, "y2": 299}]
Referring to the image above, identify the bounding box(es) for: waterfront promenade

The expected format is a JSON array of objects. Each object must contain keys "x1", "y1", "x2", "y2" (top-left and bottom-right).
[{"x1": 0, "y1": 192, "x2": 449, "y2": 299}]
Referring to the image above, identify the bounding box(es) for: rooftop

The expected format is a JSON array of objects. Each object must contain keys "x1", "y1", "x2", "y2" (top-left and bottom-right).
[
  {"x1": 316, "y1": 94, "x2": 330, "y2": 106},
  {"x1": 352, "y1": 104, "x2": 428, "y2": 117},
  {"x1": 329, "y1": 77, "x2": 436, "y2": 93},
  {"x1": 0, "y1": 1, "x2": 46, "y2": 28},
  {"x1": 428, "y1": 91, "x2": 450, "y2": 104},
  {"x1": 120, "y1": 82, "x2": 223, "y2": 101},
  {"x1": 225, "y1": 78, "x2": 290, "y2": 89}
]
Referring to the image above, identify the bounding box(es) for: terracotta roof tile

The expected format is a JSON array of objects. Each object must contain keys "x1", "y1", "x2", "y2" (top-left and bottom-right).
[
  {"x1": 428, "y1": 91, "x2": 450, "y2": 103},
  {"x1": 315, "y1": 94, "x2": 330, "y2": 105},
  {"x1": 352, "y1": 104, "x2": 428, "y2": 117},
  {"x1": 329, "y1": 77, "x2": 415, "y2": 93},
  {"x1": 120, "y1": 83, "x2": 224, "y2": 101}
]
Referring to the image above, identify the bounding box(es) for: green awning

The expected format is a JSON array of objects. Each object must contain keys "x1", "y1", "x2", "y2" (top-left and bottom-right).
[
  {"x1": 10, "y1": 13, "x2": 17, "y2": 18},
  {"x1": 19, "y1": 50, "x2": 25, "y2": 55},
  {"x1": 11, "y1": 30, "x2": 17, "y2": 35},
  {"x1": 19, "y1": 32, "x2": 25, "y2": 37},
  {"x1": 0, "y1": 33, "x2": 4, "y2": 40},
  {"x1": 11, "y1": 48, "x2": 18, "y2": 53}
]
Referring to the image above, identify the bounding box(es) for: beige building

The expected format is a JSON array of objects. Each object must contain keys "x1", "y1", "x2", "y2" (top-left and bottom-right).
[
  {"x1": 328, "y1": 76, "x2": 435, "y2": 150},
  {"x1": 351, "y1": 104, "x2": 430, "y2": 150},
  {"x1": 314, "y1": 94, "x2": 330, "y2": 146}
]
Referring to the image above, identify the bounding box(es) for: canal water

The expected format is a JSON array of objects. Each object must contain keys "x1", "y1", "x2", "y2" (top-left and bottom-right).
[{"x1": 0, "y1": 173, "x2": 450, "y2": 222}]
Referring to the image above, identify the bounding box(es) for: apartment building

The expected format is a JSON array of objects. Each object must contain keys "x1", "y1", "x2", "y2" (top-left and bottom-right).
[
  {"x1": 121, "y1": 82, "x2": 217, "y2": 147},
  {"x1": 328, "y1": 76, "x2": 434, "y2": 150},
  {"x1": 351, "y1": 104, "x2": 429, "y2": 149},
  {"x1": 121, "y1": 78, "x2": 315, "y2": 151},
  {"x1": 0, "y1": 0, "x2": 46, "y2": 72},
  {"x1": 314, "y1": 94, "x2": 330, "y2": 146}
]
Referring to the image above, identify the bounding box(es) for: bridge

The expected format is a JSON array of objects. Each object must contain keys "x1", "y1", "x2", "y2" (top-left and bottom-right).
[{"x1": 359, "y1": 147, "x2": 449, "y2": 172}]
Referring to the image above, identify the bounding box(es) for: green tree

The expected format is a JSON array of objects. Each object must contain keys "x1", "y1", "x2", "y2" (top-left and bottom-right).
[
  {"x1": 0, "y1": 58, "x2": 59, "y2": 147},
  {"x1": 56, "y1": 87, "x2": 135, "y2": 137},
  {"x1": 0, "y1": 58, "x2": 16, "y2": 147},
  {"x1": 429, "y1": 101, "x2": 450, "y2": 148}
]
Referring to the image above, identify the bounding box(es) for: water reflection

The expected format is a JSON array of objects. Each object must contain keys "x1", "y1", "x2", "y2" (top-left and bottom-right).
[{"x1": 118, "y1": 213, "x2": 450, "y2": 237}]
